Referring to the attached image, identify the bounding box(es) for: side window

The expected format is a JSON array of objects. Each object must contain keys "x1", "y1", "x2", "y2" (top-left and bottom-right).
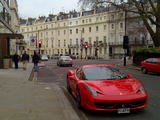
[
  {"x1": 76, "y1": 68, "x2": 81, "y2": 79},
  {"x1": 82, "y1": 72, "x2": 87, "y2": 80},
  {"x1": 145, "y1": 59, "x2": 152, "y2": 63},
  {"x1": 151, "y1": 59, "x2": 158, "y2": 64}
]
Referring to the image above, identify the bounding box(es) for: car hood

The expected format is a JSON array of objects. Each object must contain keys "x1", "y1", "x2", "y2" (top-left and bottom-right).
[{"x1": 85, "y1": 78, "x2": 141, "y2": 96}]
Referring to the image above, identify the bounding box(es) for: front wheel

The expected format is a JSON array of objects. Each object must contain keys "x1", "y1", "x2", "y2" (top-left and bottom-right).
[
  {"x1": 67, "y1": 76, "x2": 71, "y2": 93},
  {"x1": 142, "y1": 68, "x2": 148, "y2": 74},
  {"x1": 76, "y1": 88, "x2": 82, "y2": 108}
]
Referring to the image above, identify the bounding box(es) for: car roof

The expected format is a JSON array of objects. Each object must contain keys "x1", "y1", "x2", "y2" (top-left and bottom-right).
[
  {"x1": 146, "y1": 58, "x2": 160, "y2": 60},
  {"x1": 81, "y1": 64, "x2": 117, "y2": 69}
]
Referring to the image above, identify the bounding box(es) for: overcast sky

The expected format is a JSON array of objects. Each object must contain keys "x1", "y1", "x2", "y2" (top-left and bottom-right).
[{"x1": 17, "y1": 0, "x2": 80, "y2": 18}]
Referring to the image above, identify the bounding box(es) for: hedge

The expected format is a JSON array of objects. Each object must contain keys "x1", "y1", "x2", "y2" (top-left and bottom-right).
[{"x1": 132, "y1": 48, "x2": 160, "y2": 65}]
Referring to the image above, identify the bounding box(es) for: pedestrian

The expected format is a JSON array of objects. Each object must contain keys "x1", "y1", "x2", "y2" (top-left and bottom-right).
[
  {"x1": 12, "y1": 52, "x2": 20, "y2": 69},
  {"x1": 21, "y1": 51, "x2": 29, "y2": 70},
  {"x1": 32, "y1": 51, "x2": 40, "y2": 72}
]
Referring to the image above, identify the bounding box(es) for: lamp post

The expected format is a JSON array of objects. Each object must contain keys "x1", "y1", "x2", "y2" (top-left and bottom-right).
[
  {"x1": 123, "y1": 10, "x2": 128, "y2": 66},
  {"x1": 79, "y1": 30, "x2": 83, "y2": 59}
]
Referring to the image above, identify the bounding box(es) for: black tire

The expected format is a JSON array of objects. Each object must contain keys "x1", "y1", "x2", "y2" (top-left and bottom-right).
[
  {"x1": 70, "y1": 64, "x2": 72, "y2": 67},
  {"x1": 76, "y1": 88, "x2": 82, "y2": 108},
  {"x1": 142, "y1": 68, "x2": 148, "y2": 74},
  {"x1": 67, "y1": 76, "x2": 71, "y2": 93}
]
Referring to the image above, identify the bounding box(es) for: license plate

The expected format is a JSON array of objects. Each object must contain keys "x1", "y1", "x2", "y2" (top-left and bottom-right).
[{"x1": 118, "y1": 108, "x2": 130, "y2": 114}]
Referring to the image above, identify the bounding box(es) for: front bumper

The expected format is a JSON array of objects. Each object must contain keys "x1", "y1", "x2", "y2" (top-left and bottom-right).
[{"x1": 81, "y1": 93, "x2": 148, "y2": 111}]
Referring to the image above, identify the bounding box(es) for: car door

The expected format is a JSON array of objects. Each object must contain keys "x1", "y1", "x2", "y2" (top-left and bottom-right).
[
  {"x1": 151, "y1": 59, "x2": 160, "y2": 72},
  {"x1": 144, "y1": 59, "x2": 154, "y2": 71}
]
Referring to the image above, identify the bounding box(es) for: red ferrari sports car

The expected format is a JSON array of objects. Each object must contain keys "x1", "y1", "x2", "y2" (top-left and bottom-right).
[
  {"x1": 141, "y1": 58, "x2": 160, "y2": 74},
  {"x1": 67, "y1": 64, "x2": 148, "y2": 113}
]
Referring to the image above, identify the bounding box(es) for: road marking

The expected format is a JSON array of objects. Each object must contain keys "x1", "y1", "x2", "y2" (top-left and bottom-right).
[{"x1": 62, "y1": 86, "x2": 88, "y2": 120}]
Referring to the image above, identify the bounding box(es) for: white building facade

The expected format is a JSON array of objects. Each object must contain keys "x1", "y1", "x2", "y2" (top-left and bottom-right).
[{"x1": 20, "y1": 9, "x2": 127, "y2": 59}]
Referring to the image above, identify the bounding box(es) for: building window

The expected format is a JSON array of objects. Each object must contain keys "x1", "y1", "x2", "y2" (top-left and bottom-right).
[
  {"x1": 111, "y1": 24, "x2": 114, "y2": 29},
  {"x1": 104, "y1": 16, "x2": 106, "y2": 20},
  {"x1": 89, "y1": 37, "x2": 92, "y2": 44},
  {"x1": 82, "y1": 20, "x2": 84, "y2": 23},
  {"x1": 96, "y1": 26, "x2": 99, "y2": 31},
  {"x1": 86, "y1": 19, "x2": 88, "y2": 23},
  {"x1": 89, "y1": 18, "x2": 92, "y2": 22},
  {"x1": 104, "y1": 25, "x2": 106, "y2": 30},
  {"x1": 111, "y1": 14, "x2": 114, "y2": 20},
  {"x1": 76, "y1": 38, "x2": 78, "y2": 45},
  {"x1": 104, "y1": 47, "x2": 107, "y2": 54},
  {"x1": 99, "y1": 47, "x2": 102, "y2": 54},
  {"x1": 58, "y1": 30, "x2": 60, "y2": 35},
  {"x1": 82, "y1": 28, "x2": 84, "y2": 33},
  {"x1": 70, "y1": 39, "x2": 72, "y2": 45},
  {"x1": 89, "y1": 27, "x2": 91, "y2": 32},
  {"x1": 103, "y1": 36, "x2": 107, "y2": 43},
  {"x1": 64, "y1": 30, "x2": 66, "y2": 35},
  {"x1": 58, "y1": 40, "x2": 60, "y2": 47},
  {"x1": 100, "y1": 17, "x2": 102, "y2": 21},
  {"x1": 64, "y1": 23, "x2": 66, "y2": 26},
  {"x1": 76, "y1": 21, "x2": 78, "y2": 25},
  {"x1": 46, "y1": 25, "x2": 48, "y2": 29},
  {"x1": 70, "y1": 22, "x2": 72, "y2": 25},
  {"x1": 41, "y1": 32, "x2": 43, "y2": 37},
  {"x1": 120, "y1": 22, "x2": 123, "y2": 29},
  {"x1": 51, "y1": 24, "x2": 53, "y2": 28},
  {"x1": 64, "y1": 39, "x2": 66, "y2": 47},
  {"x1": 52, "y1": 31, "x2": 54, "y2": 35},
  {"x1": 96, "y1": 17, "x2": 99, "y2": 21},
  {"x1": 61, "y1": 49, "x2": 63, "y2": 54},
  {"x1": 76, "y1": 29, "x2": 78, "y2": 34},
  {"x1": 52, "y1": 39, "x2": 54, "y2": 48},
  {"x1": 96, "y1": 37, "x2": 99, "y2": 42},
  {"x1": 70, "y1": 29, "x2": 72, "y2": 34}
]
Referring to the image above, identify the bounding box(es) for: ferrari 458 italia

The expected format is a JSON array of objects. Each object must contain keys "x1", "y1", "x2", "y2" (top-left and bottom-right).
[{"x1": 67, "y1": 64, "x2": 148, "y2": 113}]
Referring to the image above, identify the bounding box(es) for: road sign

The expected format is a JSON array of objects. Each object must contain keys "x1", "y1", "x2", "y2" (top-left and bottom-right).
[{"x1": 80, "y1": 39, "x2": 84, "y2": 43}]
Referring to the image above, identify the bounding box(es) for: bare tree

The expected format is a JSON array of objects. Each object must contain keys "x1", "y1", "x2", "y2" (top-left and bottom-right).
[{"x1": 79, "y1": 0, "x2": 160, "y2": 47}]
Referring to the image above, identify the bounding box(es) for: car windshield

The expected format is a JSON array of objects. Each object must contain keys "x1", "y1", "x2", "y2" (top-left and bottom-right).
[{"x1": 83, "y1": 66, "x2": 127, "y2": 80}]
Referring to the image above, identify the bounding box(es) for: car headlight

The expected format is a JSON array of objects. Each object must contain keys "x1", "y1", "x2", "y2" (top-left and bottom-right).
[
  {"x1": 137, "y1": 86, "x2": 145, "y2": 94},
  {"x1": 84, "y1": 84, "x2": 98, "y2": 96}
]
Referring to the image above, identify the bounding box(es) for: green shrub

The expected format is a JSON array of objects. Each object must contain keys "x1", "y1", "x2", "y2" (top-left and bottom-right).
[{"x1": 132, "y1": 48, "x2": 160, "y2": 65}]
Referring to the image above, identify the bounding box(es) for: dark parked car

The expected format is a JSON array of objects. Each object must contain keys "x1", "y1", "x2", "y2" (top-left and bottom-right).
[{"x1": 141, "y1": 58, "x2": 160, "y2": 74}]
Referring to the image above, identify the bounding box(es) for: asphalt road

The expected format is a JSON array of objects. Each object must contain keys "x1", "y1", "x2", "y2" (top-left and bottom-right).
[{"x1": 37, "y1": 59, "x2": 160, "y2": 120}]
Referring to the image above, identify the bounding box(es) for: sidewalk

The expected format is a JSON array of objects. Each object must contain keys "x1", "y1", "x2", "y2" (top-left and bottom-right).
[
  {"x1": 118, "y1": 59, "x2": 141, "y2": 71},
  {"x1": 0, "y1": 63, "x2": 80, "y2": 120}
]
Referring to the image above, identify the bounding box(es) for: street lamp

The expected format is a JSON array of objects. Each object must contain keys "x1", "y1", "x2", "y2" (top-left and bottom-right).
[{"x1": 79, "y1": 30, "x2": 83, "y2": 59}]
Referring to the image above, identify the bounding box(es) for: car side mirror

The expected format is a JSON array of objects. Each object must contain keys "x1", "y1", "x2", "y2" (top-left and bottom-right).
[
  {"x1": 68, "y1": 70, "x2": 74, "y2": 76},
  {"x1": 127, "y1": 74, "x2": 132, "y2": 78}
]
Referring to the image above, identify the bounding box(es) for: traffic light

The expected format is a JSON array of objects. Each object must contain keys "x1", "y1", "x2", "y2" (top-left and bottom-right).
[
  {"x1": 38, "y1": 41, "x2": 42, "y2": 48},
  {"x1": 84, "y1": 45, "x2": 88, "y2": 48},
  {"x1": 123, "y1": 36, "x2": 129, "y2": 49}
]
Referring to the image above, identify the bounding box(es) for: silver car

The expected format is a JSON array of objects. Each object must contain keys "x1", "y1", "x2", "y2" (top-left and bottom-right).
[
  {"x1": 41, "y1": 55, "x2": 48, "y2": 61},
  {"x1": 57, "y1": 56, "x2": 73, "y2": 67}
]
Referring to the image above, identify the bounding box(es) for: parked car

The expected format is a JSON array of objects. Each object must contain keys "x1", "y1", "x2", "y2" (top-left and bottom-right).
[
  {"x1": 141, "y1": 58, "x2": 160, "y2": 74},
  {"x1": 41, "y1": 55, "x2": 48, "y2": 61},
  {"x1": 67, "y1": 64, "x2": 148, "y2": 112},
  {"x1": 52, "y1": 54, "x2": 60, "y2": 59},
  {"x1": 57, "y1": 56, "x2": 73, "y2": 67}
]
